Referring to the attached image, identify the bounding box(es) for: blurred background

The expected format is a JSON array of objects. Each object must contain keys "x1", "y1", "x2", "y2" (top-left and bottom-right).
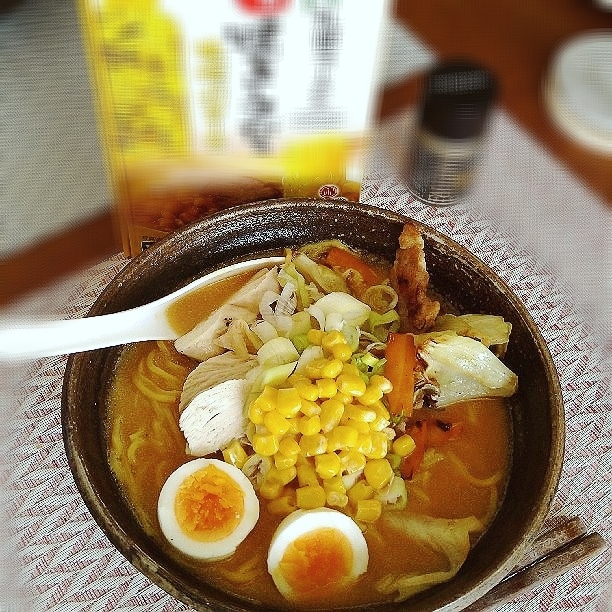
[{"x1": 1, "y1": 0, "x2": 611, "y2": 339}]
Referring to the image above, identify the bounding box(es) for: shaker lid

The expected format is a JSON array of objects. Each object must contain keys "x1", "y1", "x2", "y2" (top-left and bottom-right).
[{"x1": 420, "y1": 60, "x2": 497, "y2": 139}]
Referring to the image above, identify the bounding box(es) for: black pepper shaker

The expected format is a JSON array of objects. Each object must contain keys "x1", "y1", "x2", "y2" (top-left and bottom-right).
[{"x1": 405, "y1": 60, "x2": 497, "y2": 206}]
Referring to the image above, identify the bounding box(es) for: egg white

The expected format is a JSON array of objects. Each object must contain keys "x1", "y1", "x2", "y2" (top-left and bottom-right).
[
  {"x1": 267, "y1": 507, "x2": 369, "y2": 601},
  {"x1": 157, "y1": 457, "x2": 259, "y2": 560}
]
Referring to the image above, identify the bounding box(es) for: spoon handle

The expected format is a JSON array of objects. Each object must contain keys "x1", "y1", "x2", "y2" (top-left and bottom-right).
[
  {"x1": 0, "y1": 305, "x2": 176, "y2": 360},
  {"x1": 0, "y1": 256, "x2": 285, "y2": 360}
]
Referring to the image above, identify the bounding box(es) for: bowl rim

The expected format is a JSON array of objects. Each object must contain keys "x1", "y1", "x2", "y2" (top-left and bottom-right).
[{"x1": 62, "y1": 197, "x2": 565, "y2": 611}]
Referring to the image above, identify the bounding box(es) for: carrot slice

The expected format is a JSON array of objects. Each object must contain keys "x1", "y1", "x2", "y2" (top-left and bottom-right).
[
  {"x1": 324, "y1": 247, "x2": 381, "y2": 286},
  {"x1": 399, "y1": 420, "x2": 427, "y2": 480},
  {"x1": 384, "y1": 332, "x2": 416, "y2": 417},
  {"x1": 400, "y1": 419, "x2": 464, "y2": 479}
]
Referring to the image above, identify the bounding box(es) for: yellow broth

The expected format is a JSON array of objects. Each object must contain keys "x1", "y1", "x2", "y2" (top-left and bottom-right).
[
  {"x1": 165, "y1": 270, "x2": 257, "y2": 335},
  {"x1": 106, "y1": 271, "x2": 512, "y2": 608}
]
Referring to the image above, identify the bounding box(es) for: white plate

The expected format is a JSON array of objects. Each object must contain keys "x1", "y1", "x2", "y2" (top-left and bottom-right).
[{"x1": 544, "y1": 30, "x2": 612, "y2": 153}]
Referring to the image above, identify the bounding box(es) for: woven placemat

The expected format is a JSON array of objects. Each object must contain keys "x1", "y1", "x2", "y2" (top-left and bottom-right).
[{"x1": 2, "y1": 180, "x2": 610, "y2": 611}]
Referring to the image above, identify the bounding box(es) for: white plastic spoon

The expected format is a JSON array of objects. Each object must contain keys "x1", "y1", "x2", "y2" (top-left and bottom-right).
[{"x1": 0, "y1": 256, "x2": 285, "y2": 361}]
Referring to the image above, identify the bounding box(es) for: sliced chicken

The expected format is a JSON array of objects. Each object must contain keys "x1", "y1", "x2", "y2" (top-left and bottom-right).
[
  {"x1": 391, "y1": 223, "x2": 440, "y2": 332},
  {"x1": 175, "y1": 266, "x2": 280, "y2": 361},
  {"x1": 179, "y1": 351, "x2": 258, "y2": 411},
  {"x1": 179, "y1": 379, "x2": 249, "y2": 457}
]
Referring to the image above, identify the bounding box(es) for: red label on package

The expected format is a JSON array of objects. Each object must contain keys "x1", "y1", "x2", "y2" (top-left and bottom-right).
[{"x1": 236, "y1": 0, "x2": 291, "y2": 14}]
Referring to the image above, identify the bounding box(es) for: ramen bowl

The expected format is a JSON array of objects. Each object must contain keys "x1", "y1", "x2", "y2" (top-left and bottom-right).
[{"x1": 62, "y1": 198, "x2": 564, "y2": 611}]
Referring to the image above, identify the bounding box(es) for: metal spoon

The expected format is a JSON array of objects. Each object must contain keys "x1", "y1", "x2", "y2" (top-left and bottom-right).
[{"x1": 0, "y1": 256, "x2": 285, "y2": 361}]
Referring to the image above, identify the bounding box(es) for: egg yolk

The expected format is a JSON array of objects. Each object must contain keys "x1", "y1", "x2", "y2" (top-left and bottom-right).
[
  {"x1": 278, "y1": 527, "x2": 354, "y2": 597},
  {"x1": 174, "y1": 465, "x2": 244, "y2": 542}
]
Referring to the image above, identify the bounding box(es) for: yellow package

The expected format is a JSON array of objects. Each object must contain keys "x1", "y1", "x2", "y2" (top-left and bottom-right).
[{"x1": 80, "y1": 0, "x2": 389, "y2": 255}]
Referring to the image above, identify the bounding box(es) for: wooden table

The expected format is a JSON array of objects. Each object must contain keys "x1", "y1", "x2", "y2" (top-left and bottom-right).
[{"x1": 2, "y1": 0, "x2": 611, "y2": 306}]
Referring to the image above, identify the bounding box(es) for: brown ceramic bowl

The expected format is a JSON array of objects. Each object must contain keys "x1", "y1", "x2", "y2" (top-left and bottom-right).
[{"x1": 62, "y1": 198, "x2": 564, "y2": 611}]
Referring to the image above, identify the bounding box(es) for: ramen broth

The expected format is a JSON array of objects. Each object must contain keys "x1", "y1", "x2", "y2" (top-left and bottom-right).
[{"x1": 107, "y1": 270, "x2": 512, "y2": 608}]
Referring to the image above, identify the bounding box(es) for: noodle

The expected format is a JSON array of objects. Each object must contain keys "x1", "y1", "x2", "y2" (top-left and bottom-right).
[
  {"x1": 132, "y1": 369, "x2": 179, "y2": 403},
  {"x1": 217, "y1": 557, "x2": 261, "y2": 584},
  {"x1": 445, "y1": 450, "x2": 503, "y2": 488},
  {"x1": 145, "y1": 349, "x2": 185, "y2": 386},
  {"x1": 157, "y1": 340, "x2": 191, "y2": 376},
  {"x1": 127, "y1": 428, "x2": 147, "y2": 463}
]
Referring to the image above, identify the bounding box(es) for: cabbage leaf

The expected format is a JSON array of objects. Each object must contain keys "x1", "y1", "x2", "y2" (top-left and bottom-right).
[
  {"x1": 415, "y1": 331, "x2": 518, "y2": 407},
  {"x1": 432, "y1": 313, "x2": 512, "y2": 357},
  {"x1": 375, "y1": 514, "x2": 483, "y2": 601}
]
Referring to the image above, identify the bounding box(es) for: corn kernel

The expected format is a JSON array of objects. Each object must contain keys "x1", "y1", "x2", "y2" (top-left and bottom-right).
[
  {"x1": 316, "y1": 378, "x2": 337, "y2": 399},
  {"x1": 366, "y1": 431, "x2": 389, "y2": 459},
  {"x1": 344, "y1": 404, "x2": 377, "y2": 423},
  {"x1": 348, "y1": 480, "x2": 374, "y2": 504},
  {"x1": 297, "y1": 414, "x2": 321, "y2": 436},
  {"x1": 294, "y1": 380, "x2": 320, "y2": 402},
  {"x1": 363, "y1": 458, "x2": 394, "y2": 490},
  {"x1": 326, "y1": 491, "x2": 349, "y2": 508},
  {"x1": 253, "y1": 386, "x2": 277, "y2": 411},
  {"x1": 355, "y1": 433, "x2": 373, "y2": 455},
  {"x1": 336, "y1": 374, "x2": 367, "y2": 397},
  {"x1": 267, "y1": 494, "x2": 297, "y2": 516},
  {"x1": 269, "y1": 465, "x2": 297, "y2": 486},
  {"x1": 315, "y1": 452, "x2": 342, "y2": 479},
  {"x1": 369, "y1": 374, "x2": 393, "y2": 394},
  {"x1": 370, "y1": 413, "x2": 391, "y2": 432},
  {"x1": 341, "y1": 363, "x2": 362, "y2": 378},
  {"x1": 305, "y1": 358, "x2": 327, "y2": 379},
  {"x1": 338, "y1": 449, "x2": 367, "y2": 473},
  {"x1": 263, "y1": 409, "x2": 291, "y2": 436},
  {"x1": 296, "y1": 485, "x2": 326, "y2": 509},
  {"x1": 319, "y1": 398, "x2": 345, "y2": 432},
  {"x1": 286, "y1": 417, "x2": 300, "y2": 435},
  {"x1": 299, "y1": 432, "x2": 327, "y2": 456},
  {"x1": 320, "y1": 358, "x2": 344, "y2": 379},
  {"x1": 252, "y1": 432, "x2": 279, "y2": 457},
  {"x1": 392, "y1": 433, "x2": 417, "y2": 457},
  {"x1": 355, "y1": 498, "x2": 382, "y2": 523},
  {"x1": 331, "y1": 342, "x2": 353, "y2": 362},
  {"x1": 371, "y1": 400, "x2": 390, "y2": 417},
  {"x1": 306, "y1": 328, "x2": 324, "y2": 345},
  {"x1": 221, "y1": 440, "x2": 248, "y2": 469},
  {"x1": 278, "y1": 436, "x2": 300, "y2": 457},
  {"x1": 288, "y1": 372, "x2": 310, "y2": 385},
  {"x1": 341, "y1": 417, "x2": 370, "y2": 435},
  {"x1": 358, "y1": 385, "x2": 384, "y2": 406},
  {"x1": 334, "y1": 391, "x2": 353, "y2": 405},
  {"x1": 248, "y1": 401, "x2": 265, "y2": 425},
  {"x1": 321, "y1": 330, "x2": 345, "y2": 349},
  {"x1": 322, "y1": 475, "x2": 346, "y2": 495},
  {"x1": 276, "y1": 387, "x2": 302, "y2": 417},
  {"x1": 300, "y1": 399, "x2": 321, "y2": 417},
  {"x1": 370, "y1": 403, "x2": 391, "y2": 431},
  {"x1": 296, "y1": 460, "x2": 320, "y2": 487},
  {"x1": 274, "y1": 451, "x2": 297, "y2": 470},
  {"x1": 327, "y1": 425, "x2": 359, "y2": 451},
  {"x1": 259, "y1": 479, "x2": 284, "y2": 500}
]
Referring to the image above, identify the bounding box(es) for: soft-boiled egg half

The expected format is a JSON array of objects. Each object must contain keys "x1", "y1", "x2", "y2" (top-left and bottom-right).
[
  {"x1": 157, "y1": 458, "x2": 259, "y2": 560},
  {"x1": 267, "y1": 507, "x2": 369, "y2": 603}
]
